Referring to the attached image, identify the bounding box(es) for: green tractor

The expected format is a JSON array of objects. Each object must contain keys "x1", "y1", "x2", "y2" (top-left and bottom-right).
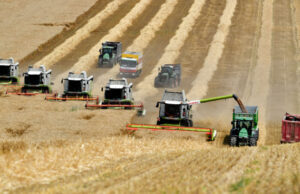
[
  {"x1": 229, "y1": 106, "x2": 259, "y2": 146},
  {"x1": 98, "y1": 42, "x2": 122, "y2": 67}
]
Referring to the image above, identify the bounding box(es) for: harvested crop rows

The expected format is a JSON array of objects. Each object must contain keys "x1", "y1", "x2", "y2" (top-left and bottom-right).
[{"x1": 0, "y1": 0, "x2": 299, "y2": 193}]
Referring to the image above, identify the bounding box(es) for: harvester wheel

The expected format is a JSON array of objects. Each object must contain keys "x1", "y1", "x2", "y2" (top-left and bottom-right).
[
  {"x1": 249, "y1": 137, "x2": 257, "y2": 146},
  {"x1": 230, "y1": 136, "x2": 237, "y2": 146}
]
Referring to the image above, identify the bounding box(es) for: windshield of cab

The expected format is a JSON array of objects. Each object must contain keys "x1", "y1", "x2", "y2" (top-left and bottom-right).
[
  {"x1": 121, "y1": 59, "x2": 137, "y2": 67},
  {"x1": 105, "y1": 88, "x2": 124, "y2": 100},
  {"x1": 103, "y1": 47, "x2": 112, "y2": 54},
  {"x1": 25, "y1": 75, "x2": 42, "y2": 85},
  {"x1": 164, "y1": 104, "x2": 180, "y2": 117}
]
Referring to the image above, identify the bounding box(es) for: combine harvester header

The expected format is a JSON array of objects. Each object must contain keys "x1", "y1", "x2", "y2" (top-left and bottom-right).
[
  {"x1": 126, "y1": 90, "x2": 248, "y2": 141},
  {"x1": 85, "y1": 78, "x2": 145, "y2": 115},
  {"x1": 45, "y1": 71, "x2": 98, "y2": 102}
]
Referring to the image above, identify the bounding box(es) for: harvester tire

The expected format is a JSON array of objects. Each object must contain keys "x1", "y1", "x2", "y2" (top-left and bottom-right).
[
  {"x1": 249, "y1": 137, "x2": 257, "y2": 146},
  {"x1": 230, "y1": 136, "x2": 237, "y2": 146}
]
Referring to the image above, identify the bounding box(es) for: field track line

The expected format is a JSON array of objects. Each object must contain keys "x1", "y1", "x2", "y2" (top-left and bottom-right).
[
  {"x1": 93, "y1": 0, "x2": 179, "y2": 88},
  {"x1": 134, "y1": 0, "x2": 206, "y2": 100},
  {"x1": 290, "y1": 0, "x2": 300, "y2": 111},
  {"x1": 126, "y1": 0, "x2": 179, "y2": 52},
  {"x1": 245, "y1": 0, "x2": 273, "y2": 145},
  {"x1": 102, "y1": 152, "x2": 190, "y2": 193},
  {"x1": 33, "y1": 0, "x2": 129, "y2": 69},
  {"x1": 186, "y1": 0, "x2": 238, "y2": 100},
  {"x1": 69, "y1": 0, "x2": 153, "y2": 74},
  {"x1": 95, "y1": 0, "x2": 178, "y2": 86}
]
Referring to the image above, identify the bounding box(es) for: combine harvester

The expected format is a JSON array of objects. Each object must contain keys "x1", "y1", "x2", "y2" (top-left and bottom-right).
[
  {"x1": 6, "y1": 65, "x2": 52, "y2": 96},
  {"x1": 45, "y1": 71, "x2": 98, "y2": 102},
  {"x1": 126, "y1": 90, "x2": 253, "y2": 142},
  {"x1": 86, "y1": 78, "x2": 145, "y2": 115},
  {"x1": 0, "y1": 58, "x2": 19, "y2": 85}
]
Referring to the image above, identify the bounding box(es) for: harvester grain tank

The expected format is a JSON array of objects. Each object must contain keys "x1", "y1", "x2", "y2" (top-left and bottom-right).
[
  {"x1": 98, "y1": 41, "x2": 122, "y2": 67},
  {"x1": 0, "y1": 58, "x2": 19, "y2": 85},
  {"x1": 126, "y1": 91, "x2": 250, "y2": 141},
  {"x1": 281, "y1": 113, "x2": 300, "y2": 143},
  {"x1": 229, "y1": 106, "x2": 259, "y2": 146},
  {"x1": 85, "y1": 78, "x2": 145, "y2": 115},
  {"x1": 120, "y1": 51, "x2": 143, "y2": 77},
  {"x1": 45, "y1": 71, "x2": 98, "y2": 102},
  {"x1": 154, "y1": 64, "x2": 181, "y2": 88}
]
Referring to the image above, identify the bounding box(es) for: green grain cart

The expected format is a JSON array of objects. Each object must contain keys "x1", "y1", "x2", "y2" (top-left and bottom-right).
[{"x1": 229, "y1": 106, "x2": 259, "y2": 146}]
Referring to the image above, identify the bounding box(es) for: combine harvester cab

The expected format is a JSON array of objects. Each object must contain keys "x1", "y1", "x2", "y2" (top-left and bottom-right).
[
  {"x1": 45, "y1": 71, "x2": 98, "y2": 102},
  {"x1": 281, "y1": 113, "x2": 300, "y2": 143},
  {"x1": 85, "y1": 78, "x2": 145, "y2": 116},
  {"x1": 127, "y1": 91, "x2": 252, "y2": 142},
  {"x1": 119, "y1": 51, "x2": 143, "y2": 78},
  {"x1": 154, "y1": 64, "x2": 181, "y2": 88},
  {"x1": 156, "y1": 90, "x2": 193, "y2": 127},
  {"x1": 229, "y1": 106, "x2": 259, "y2": 146},
  {"x1": 98, "y1": 41, "x2": 122, "y2": 68},
  {"x1": 7, "y1": 65, "x2": 52, "y2": 95},
  {"x1": 0, "y1": 58, "x2": 19, "y2": 85}
]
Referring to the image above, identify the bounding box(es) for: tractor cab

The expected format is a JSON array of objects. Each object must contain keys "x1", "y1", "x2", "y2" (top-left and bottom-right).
[
  {"x1": 156, "y1": 90, "x2": 193, "y2": 126},
  {"x1": 101, "y1": 46, "x2": 114, "y2": 60},
  {"x1": 158, "y1": 66, "x2": 173, "y2": 81},
  {"x1": 0, "y1": 58, "x2": 19, "y2": 84},
  {"x1": 62, "y1": 71, "x2": 93, "y2": 97}
]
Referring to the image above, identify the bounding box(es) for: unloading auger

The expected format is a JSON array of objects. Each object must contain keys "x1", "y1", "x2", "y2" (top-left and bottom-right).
[{"x1": 126, "y1": 91, "x2": 248, "y2": 141}]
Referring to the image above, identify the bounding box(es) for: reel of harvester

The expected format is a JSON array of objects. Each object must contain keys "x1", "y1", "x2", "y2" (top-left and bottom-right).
[
  {"x1": 45, "y1": 93, "x2": 99, "y2": 103},
  {"x1": 85, "y1": 101, "x2": 146, "y2": 116},
  {"x1": 126, "y1": 124, "x2": 217, "y2": 141}
]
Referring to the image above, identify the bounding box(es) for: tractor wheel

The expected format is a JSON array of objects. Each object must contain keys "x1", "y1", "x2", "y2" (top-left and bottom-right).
[
  {"x1": 249, "y1": 137, "x2": 257, "y2": 146},
  {"x1": 230, "y1": 136, "x2": 237, "y2": 147}
]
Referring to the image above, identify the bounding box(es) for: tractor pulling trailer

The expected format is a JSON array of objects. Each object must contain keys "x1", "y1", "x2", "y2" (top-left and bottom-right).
[{"x1": 98, "y1": 42, "x2": 122, "y2": 67}]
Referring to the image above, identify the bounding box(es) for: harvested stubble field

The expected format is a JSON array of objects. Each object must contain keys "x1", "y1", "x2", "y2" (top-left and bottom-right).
[{"x1": 0, "y1": 0, "x2": 299, "y2": 193}]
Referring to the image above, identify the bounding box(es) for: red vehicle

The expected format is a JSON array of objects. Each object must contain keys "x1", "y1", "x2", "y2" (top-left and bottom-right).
[{"x1": 281, "y1": 113, "x2": 300, "y2": 143}]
